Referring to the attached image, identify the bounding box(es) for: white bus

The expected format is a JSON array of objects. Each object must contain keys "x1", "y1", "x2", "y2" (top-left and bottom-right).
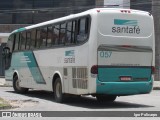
[{"x1": 3, "y1": 8, "x2": 155, "y2": 103}]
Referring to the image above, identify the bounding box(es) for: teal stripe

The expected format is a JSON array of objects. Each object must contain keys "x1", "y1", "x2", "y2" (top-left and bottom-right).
[
  {"x1": 96, "y1": 67, "x2": 153, "y2": 95},
  {"x1": 114, "y1": 19, "x2": 138, "y2": 26},
  {"x1": 98, "y1": 68, "x2": 151, "y2": 82},
  {"x1": 11, "y1": 51, "x2": 46, "y2": 84},
  {"x1": 23, "y1": 52, "x2": 46, "y2": 84}
]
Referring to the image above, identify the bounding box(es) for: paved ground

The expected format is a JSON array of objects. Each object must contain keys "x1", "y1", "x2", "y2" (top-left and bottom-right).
[
  {"x1": 0, "y1": 87, "x2": 160, "y2": 120},
  {"x1": 0, "y1": 87, "x2": 159, "y2": 111}
]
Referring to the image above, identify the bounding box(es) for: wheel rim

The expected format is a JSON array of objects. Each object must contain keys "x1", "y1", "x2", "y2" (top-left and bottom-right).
[{"x1": 56, "y1": 82, "x2": 61, "y2": 98}]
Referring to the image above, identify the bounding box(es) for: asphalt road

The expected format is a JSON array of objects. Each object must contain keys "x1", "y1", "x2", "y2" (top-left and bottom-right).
[{"x1": 0, "y1": 87, "x2": 160, "y2": 120}]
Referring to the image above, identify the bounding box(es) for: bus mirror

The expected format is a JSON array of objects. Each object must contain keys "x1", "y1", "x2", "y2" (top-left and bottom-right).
[{"x1": 2, "y1": 47, "x2": 10, "y2": 56}]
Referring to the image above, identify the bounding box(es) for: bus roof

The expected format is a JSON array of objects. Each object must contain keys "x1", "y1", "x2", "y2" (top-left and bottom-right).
[{"x1": 11, "y1": 8, "x2": 151, "y2": 35}]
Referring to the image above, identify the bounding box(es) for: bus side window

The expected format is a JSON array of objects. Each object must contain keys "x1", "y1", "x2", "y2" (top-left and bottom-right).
[
  {"x1": 26, "y1": 32, "x2": 31, "y2": 50},
  {"x1": 77, "y1": 17, "x2": 89, "y2": 43},
  {"x1": 53, "y1": 25, "x2": 60, "y2": 46},
  {"x1": 20, "y1": 32, "x2": 26, "y2": 50},
  {"x1": 30, "y1": 29, "x2": 36, "y2": 49},
  {"x1": 7, "y1": 34, "x2": 15, "y2": 52},
  {"x1": 36, "y1": 29, "x2": 41, "y2": 48},
  {"x1": 59, "y1": 23, "x2": 66, "y2": 45},
  {"x1": 66, "y1": 21, "x2": 76, "y2": 45},
  {"x1": 14, "y1": 33, "x2": 20, "y2": 51},
  {"x1": 40, "y1": 27, "x2": 47, "y2": 48},
  {"x1": 47, "y1": 26, "x2": 53, "y2": 47},
  {"x1": 72, "y1": 21, "x2": 76, "y2": 44}
]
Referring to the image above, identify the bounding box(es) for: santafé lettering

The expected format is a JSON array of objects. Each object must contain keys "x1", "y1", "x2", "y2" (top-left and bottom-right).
[{"x1": 112, "y1": 26, "x2": 140, "y2": 34}]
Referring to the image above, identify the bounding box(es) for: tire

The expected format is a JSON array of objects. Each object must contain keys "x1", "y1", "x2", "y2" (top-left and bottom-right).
[
  {"x1": 96, "y1": 95, "x2": 117, "y2": 102},
  {"x1": 13, "y1": 75, "x2": 28, "y2": 94},
  {"x1": 53, "y1": 78, "x2": 66, "y2": 103}
]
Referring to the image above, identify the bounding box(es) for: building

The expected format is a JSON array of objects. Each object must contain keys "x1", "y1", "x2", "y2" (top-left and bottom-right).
[{"x1": 0, "y1": 0, "x2": 95, "y2": 33}]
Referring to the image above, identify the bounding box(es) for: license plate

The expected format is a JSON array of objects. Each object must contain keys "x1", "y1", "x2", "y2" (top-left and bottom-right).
[{"x1": 120, "y1": 76, "x2": 132, "y2": 81}]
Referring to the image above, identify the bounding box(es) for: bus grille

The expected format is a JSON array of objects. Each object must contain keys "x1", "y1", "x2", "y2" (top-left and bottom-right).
[{"x1": 72, "y1": 67, "x2": 88, "y2": 89}]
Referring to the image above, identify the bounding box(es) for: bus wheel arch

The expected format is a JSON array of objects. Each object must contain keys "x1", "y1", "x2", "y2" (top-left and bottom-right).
[
  {"x1": 13, "y1": 71, "x2": 19, "y2": 80},
  {"x1": 52, "y1": 73, "x2": 66, "y2": 103},
  {"x1": 52, "y1": 73, "x2": 60, "y2": 90},
  {"x1": 13, "y1": 72, "x2": 28, "y2": 94}
]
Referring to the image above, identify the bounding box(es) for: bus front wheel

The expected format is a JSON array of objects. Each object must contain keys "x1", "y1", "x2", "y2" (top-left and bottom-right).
[
  {"x1": 54, "y1": 78, "x2": 66, "y2": 103},
  {"x1": 96, "y1": 95, "x2": 117, "y2": 102},
  {"x1": 13, "y1": 75, "x2": 28, "y2": 94}
]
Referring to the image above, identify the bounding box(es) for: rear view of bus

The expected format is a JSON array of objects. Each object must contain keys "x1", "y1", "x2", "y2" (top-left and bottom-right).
[{"x1": 94, "y1": 9, "x2": 155, "y2": 101}]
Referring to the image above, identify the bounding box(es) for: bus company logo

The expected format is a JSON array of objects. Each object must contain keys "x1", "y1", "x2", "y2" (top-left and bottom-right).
[
  {"x1": 65, "y1": 50, "x2": 75, "y2": 57},
  {"x1": 64, "y1": 50, "x2": 75, "y2": 63},
  {"x1": 112, "y1": 19, "x2": 140, "y2": 34}
]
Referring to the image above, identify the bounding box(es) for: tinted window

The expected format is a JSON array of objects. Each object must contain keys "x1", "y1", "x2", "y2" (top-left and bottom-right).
[
  {"x1": 14, "y1": 33, "x2": 20, "y2": 51},
  {"x1": 77, "y1": 17, "x2": 89, "y2": 43},
  {"x1": 47, "y1": 26, "x2": 53, "y2": 47},
  {"x1": 53, "y1": 25, "x2": 60, "y2": 46},
  {"x1": 7, "y1": 34, "x2": 15, "y2": 52},
  {"x1": 40, "y1": 27, "x2": 47, "y2": 48},
  {"x1": 10, "y1": 16, "x2": 90, "y2": 51},
  {"x1": 36, "y1": 29, "x2": 41, "y2": 48},
  {"x1": 30, "y1": 29, "x2": 36, "y2": 49},
  {"x1": 26, "y1": 32, "x2": 31, "y2": 50},
  {"x1": 66, "y1": 21, "x2": 76, "y2": 45},
  {"x1": 59, "y1": 23, "x2": 66, "y2": 45},
  {"x1": 20, "y1": 32, "x2": 26, "y2": 50}
]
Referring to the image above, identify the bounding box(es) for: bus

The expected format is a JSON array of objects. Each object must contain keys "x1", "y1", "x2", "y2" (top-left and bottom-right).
[{"x1": 3, "y1": 8, "x2": 155, "y2": 103}]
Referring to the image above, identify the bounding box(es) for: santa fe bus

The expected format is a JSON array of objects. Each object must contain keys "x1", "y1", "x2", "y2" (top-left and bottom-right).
[{"x1": 3, "y1": 8, "x2": 155, "y2": 103}]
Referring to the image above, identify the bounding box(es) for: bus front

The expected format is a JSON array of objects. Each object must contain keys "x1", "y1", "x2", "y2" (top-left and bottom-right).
[{"x1": 93, "y1": 9, "x2": 155, "y2": 101}]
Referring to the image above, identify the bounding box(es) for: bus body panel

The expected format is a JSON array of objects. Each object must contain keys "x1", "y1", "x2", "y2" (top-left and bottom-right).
[
  {"x1": 4, "y1": 8, "x2": 155, "y2": 97},
  {"x1": 33, "y1": 43, "x2": 89, "y2": 94},
  {"x1": 7, "y1": 42, "x2": 90, "y2": 94},
  {"x1": 96, "y1": 80, "x2": 153, "y2": 95},
  {"x1": 95, "y1": 9, "x2": 154, "y2": 95}
]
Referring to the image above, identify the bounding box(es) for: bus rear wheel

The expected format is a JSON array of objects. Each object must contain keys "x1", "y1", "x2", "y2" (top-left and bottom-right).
[
  {"x1": 96, "y1": 95, "x2": 117, "y2": 102},
  {"x1": 54, "y1": 78, "x2": 66, "y2": 103},
  {"x1": 13, "y1": 75, "x2": 28, "y2": 94}
]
